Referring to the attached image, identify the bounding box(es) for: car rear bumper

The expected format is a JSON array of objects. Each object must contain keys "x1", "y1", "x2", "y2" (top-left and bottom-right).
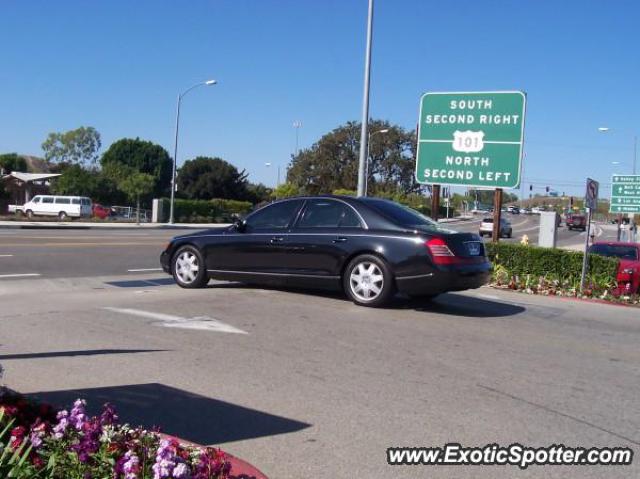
[{"x1": 396, "y1": 262, "x2": 492, "y2": 296}]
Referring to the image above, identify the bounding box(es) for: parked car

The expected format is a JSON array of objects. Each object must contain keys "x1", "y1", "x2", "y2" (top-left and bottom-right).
[
  {"x1": 565, "y1": 212, "x2": 587, "y2": 231},
  {"x1": 479, "y1": 217, "x2": 512, "y2": 238},
  {"x1": 531, "y1": 207, "x2": 542, "y2": 214},
  {"x1": 588, "y1": 242, "x2": 640, "y2": 295},
  {"x1": 13, "y1": 195, "x2": 92, "y2": 220},
  {"x1": 160, "y1": 196, "x2": 491, "y2": 307},
  {"x1": 507, "y1": 206, "x2": 520, "y2": 214},
  {"x1": 92, "y1": 203, "x2": 114, "y2": 220},
  {"x1": 522, "y1": 207, "x2": 532, "y2": 215}
]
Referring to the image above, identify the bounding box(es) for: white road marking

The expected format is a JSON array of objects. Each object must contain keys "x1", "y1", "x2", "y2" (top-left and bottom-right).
[
  {"x1": 127, "y1": 268, "x2": 163, "y2": 272},
  {"x1": 0, "y1": 254, "x2": 14, "y2": 257},
  {"x1": 102, "y1": 307, "x2": 248, "y2": 334},
  {"x1": 0, "y1": 273, "x2": 41, "y2": 279}
]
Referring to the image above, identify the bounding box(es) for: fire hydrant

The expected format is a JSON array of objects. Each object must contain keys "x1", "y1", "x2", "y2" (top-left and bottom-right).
[{"x1": 520, "y1": 234, "x2": 529, "y2": 246}]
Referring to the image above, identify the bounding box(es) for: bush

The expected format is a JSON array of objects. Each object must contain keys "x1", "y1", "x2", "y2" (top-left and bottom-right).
[
  {"x1": 160, "y1": 198, "x2": 253, "y2": 223},
  {"x1": 485, "y1": 243, "x2": 619, "y2": 294}
]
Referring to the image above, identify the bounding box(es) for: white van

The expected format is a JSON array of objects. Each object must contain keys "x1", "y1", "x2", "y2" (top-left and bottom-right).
[{"x1": 16, "y1": 195, "x2": 93, "y2": 220}]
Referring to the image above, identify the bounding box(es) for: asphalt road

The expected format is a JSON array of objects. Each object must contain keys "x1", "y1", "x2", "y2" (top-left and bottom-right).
[{"x1": 0, "y1": 225, "x2": 637, "y2": 479}]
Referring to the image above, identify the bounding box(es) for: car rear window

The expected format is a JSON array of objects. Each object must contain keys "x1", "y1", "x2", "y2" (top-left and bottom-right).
[
  {"x1": 589, "y1": 244, "x2": 639, "y2": 260},
  {"x1": 361, "y1": 199, "x2": 437, "y2": 229},
  {"x1": 482, "y1": 218, "x2": 493, "y2": 223}
]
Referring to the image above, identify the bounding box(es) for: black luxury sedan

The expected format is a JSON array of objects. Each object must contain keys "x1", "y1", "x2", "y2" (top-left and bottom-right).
[{"x1": 160, "y1": 196, "x2": 491, "y2": 307}]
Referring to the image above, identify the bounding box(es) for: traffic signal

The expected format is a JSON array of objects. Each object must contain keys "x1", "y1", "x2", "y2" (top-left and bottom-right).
[
  {"x1": 570, "y1": 196, "x2": 574, "y2": 207},
  {"x1": 529, "y1": 185, "x2": 533, "y2": 191},
  {"x1": 546, "y1": 186, "x2": 549, "y2": 193}
]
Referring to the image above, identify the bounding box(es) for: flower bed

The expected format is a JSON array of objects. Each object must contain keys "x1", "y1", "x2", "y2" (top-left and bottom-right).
[
  {"x1": 0, "y1": 389, "x2": 265, "y2": 478},
  {"x1": 486, "y1": 242, "x2": 639, "y2": 305}
]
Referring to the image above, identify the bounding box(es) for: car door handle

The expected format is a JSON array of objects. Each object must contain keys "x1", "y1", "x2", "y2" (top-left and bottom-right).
[
  {"x1": 332, "y1": 237, "x2": 348, "y2": 243},
  {"x1": 270, "y1": 236, "x2": 285, "y2": 244}
]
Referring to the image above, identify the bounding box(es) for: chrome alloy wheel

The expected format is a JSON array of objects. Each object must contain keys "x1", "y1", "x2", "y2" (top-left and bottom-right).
[
  {"x1": 175, "y1": 250, "x2": 199, "y2": 284},
  {"x1": 349, "y1": 261, "x2": 384, "y2": 302}
]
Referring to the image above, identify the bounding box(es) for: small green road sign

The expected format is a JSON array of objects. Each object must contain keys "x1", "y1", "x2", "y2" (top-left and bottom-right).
[
  {"x1": 610, "y1": 175, "x2": 640, "y2": 213},
  {"x1": 415, "y1": 91, "x2": 526, "y2": 189}
]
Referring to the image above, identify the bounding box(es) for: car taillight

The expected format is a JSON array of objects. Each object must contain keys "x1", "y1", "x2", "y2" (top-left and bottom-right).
[{"x1": 426, "y1": 237, "x2": 457, "y2": 265}]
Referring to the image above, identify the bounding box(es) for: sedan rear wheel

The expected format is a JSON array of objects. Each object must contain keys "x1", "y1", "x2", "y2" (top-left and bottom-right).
[
  {"x1": 343, "y1": 254, "x2": 394, "y2": 307},
  {"x1": 172, "y1": 246, "x2": 209, "y2": 288}
]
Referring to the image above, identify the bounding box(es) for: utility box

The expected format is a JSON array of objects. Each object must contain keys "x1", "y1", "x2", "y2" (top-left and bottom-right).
[
  {"x1": 152, "y1": 199, "x2": 164, "y2": 223},
  {"x1": 538, "y1": 211, "x2": 558, "y2": 248}
]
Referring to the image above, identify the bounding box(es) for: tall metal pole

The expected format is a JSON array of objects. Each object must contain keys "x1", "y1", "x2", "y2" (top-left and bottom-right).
[
  {"x1": 356, "y1": 0, "x2": 374, "y2": 197},
  {"x1": 580, "y1": 207, "x2": 593, "y2": 292},
  {"x1": 364, "y1": 130, "x2": 371, "y2": 196},
  {"x1": 169, "y1": 94, "x2": 182, "y2": 225}
]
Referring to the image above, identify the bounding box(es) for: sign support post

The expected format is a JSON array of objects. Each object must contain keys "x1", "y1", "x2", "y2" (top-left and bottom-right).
[
  {"x1": 431, "y1": 184, "x2": 440, "y2": 221},
  {"x1": 492, "y1": 188, "x2": 503, "y2": 242},
  {"x1": 579, "y1": 207, "x2": 592, "y2": 293}
]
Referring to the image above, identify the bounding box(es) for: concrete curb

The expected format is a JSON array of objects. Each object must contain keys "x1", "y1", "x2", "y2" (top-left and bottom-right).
[{"x1": 0, "y1": 221, "x2": 230, "y2": 230}]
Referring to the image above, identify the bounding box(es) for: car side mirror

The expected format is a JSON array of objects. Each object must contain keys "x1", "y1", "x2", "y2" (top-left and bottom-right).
[{"x1": 233, "y1": 218, "x2": 246, "y2": 232}]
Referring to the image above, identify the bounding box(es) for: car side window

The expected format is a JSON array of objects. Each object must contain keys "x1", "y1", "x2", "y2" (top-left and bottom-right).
[
  {"x1": 245, "y1": 200, "x2": 303, "y2": 230},
  {"x1": 55, "y1": 198, "x2": 71, "y2": 204},
  {"x1": 72, "y1": 199, "x2": 81, "y2": 205},
  {"x1": 297, "y1": 200, "x2": 362, "y2": 228},
  {"x1": 32, "y1": 197, "x2": 41, "y2": 203},
  {"x1": 42, "y1": 197, "x2": 53, "y2": 204}
]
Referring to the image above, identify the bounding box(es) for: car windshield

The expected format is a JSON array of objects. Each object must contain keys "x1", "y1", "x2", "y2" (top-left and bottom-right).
[
  {"x1": 362, "y1": 198, "x2": 438, "y2": 229},
  {"x1": 589, "y1": 244, "x2": 639, "y2": 260}
]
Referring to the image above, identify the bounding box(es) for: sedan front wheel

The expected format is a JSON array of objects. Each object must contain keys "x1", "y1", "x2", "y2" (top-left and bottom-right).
[
  {"x1": 343, "y1": 254, "x2": 394, "y2": 307},
  {"x1": 172, "y1": 245, "x2": 209, "y2": 288}
]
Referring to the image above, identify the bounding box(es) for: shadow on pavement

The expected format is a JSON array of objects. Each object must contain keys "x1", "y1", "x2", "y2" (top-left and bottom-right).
[
  {"x1": 0, "y1": 349, "x2": 168, "y2": 361},
  {"x1": 399, "y1": 293, "x2": 526, "y2": 318},
  {"x1": 206, "y1": 282, "x2": 525, "y2": 317},
  {"x1": 105, "y1": 278, "x2": 175, "y2": 288},
  {"x1": 29, "y1": 383, "x2": 311, "y2": 445}
]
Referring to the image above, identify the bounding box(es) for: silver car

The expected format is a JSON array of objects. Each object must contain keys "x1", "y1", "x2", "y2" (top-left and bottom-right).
[{"x1": 479, "y1": 217, "x2": 513, "y2": 238}]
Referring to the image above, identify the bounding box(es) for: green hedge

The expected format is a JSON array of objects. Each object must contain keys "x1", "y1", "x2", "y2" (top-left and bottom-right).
[
  {"x1": 160, "y1": 198, "x2": 253, "y2": 223},
  {"x1": 485, "y1": 242, "x2": 619, "y2": 288}
]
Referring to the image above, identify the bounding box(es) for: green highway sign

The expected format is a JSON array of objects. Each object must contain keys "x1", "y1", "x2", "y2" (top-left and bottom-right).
[
  {"x1": 415, "y1": 91, "x2": 526, "y2": 189},
  {"x1": 610, "y1": 175, "x2": 640, "y2": 213}
]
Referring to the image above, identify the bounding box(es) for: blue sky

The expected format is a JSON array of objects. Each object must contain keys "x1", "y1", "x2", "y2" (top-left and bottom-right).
[{"x1": 1, "y1": 0, "x2": 638, "y2": 196}]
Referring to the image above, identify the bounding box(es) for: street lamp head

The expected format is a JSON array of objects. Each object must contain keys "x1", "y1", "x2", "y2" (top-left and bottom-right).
[
  {"x1": 611, "y1": 161, "x2": 621, "y2": 165},
  {"x1": 265, "y1": 162, "x2": 272, "y2": 167},
  {"x1": 598, "y1": 127, "x2": 610, "y2": 132},
  {"x1": 378, "y1": 129, "x2": 390, "y2": 134},
  {"x1": 205, "y1": 80, "x2": 217, "y2": 85}
]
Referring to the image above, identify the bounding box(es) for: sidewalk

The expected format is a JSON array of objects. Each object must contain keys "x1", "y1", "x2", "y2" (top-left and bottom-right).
[{"x1": 0, "y1": 220, "x2": 230, "y2": 229}]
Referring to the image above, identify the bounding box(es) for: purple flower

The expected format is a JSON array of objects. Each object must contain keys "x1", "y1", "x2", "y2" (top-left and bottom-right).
[
  {"x1": 52, "y1": 410, "x2": 69, "y2": 439},
  {"x1": 173, "y1": 462, "x2": 191, "y2": 478},
  {"x1": 152, "y1": 439, "x2": 179, "y2": 479},
  {"x1": 100, "y1": 403, "x2": 118, "y2": 426},
  {"x1": 123, "y1": 450, "x2": 141, "y2": 479},
  {"x1": 69, "y1": 399, "x2": 87, "y2": 430}
]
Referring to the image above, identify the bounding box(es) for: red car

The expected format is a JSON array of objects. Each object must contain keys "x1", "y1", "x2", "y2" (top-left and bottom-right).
[
  {"x1": 566, "y1": 212, "x2": 586, "y2": 231},
  {"x1": 588, "y1": 242, "x2": 640, "y2": 295},
  {"x1": 92, "y1": 203, "x2": 113, "y2": 219}
]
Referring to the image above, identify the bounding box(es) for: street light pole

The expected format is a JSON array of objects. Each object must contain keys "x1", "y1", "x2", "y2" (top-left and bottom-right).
[
  {"x1": 357, "y1": 0, "x2": 374, "y2": 197},
  {"x1": 169, "y1": 79, "x2": 217, "y2": 225},
  {"x1": 293, "y1": 121, "x2": 302, "y2": 156},
  {"x1": 365, "y1": 128, "x2": 389, "y2": 196}
]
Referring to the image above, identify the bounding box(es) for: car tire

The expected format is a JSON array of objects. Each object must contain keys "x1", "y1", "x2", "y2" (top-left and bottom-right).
[
  {"x1": 172, "y1": 245, "x2": 209, "y2": 289},
  {"x1": 26, "y1": 210, "x2": 33, "y2": 220},
  {"x1": 58, "y1": 211, "x2": 67, "y2": 221},
  {"x1": 343, "y1": 254, "x2": 395, "y2": 307},
  {"x1": 508, "y1": 229, "x2": 513, "y2": 238}
]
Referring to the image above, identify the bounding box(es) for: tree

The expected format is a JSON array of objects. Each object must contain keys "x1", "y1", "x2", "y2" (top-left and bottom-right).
[
  {"x1": 272, "y1": 182, "x2": 299, "y2": 199},
  {"x1": 246, "y1": 182, "x2": 272, "y2": 203},
  {"x1": 42, "y1": 127, "x2": 101, "y2": 167},
  {"x1": 0, "y1": 153, "x2": 27, "y2": 174},
  {"x1": 50, "y1": 164, "x2": 122, "y2": 205},
  {"x1": 118, "y1": 172, "x2": 155, "y2": 223},
  {"x1": 287, "y1": 120, "x2": 419, "y2": 195},
  {"x1": 177, "y1": 156, "x2": 251, "y2": 201},
  {"x1": 101, "y1": 138, "x2": 172, "y2": 202}
]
